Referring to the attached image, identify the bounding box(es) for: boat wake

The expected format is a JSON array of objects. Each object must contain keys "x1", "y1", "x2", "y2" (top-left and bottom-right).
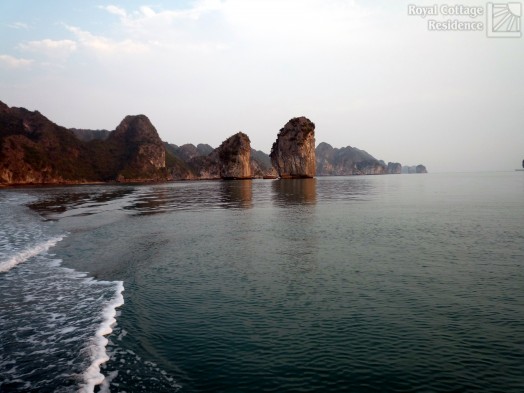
[{"x1": 0, "y1": 193, "x2": 125, "y2": 392}]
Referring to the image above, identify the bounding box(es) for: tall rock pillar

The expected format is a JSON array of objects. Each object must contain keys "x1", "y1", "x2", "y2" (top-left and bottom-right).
[{"x1": 270, "y1": 117, "x2": 316, "y2": 178}]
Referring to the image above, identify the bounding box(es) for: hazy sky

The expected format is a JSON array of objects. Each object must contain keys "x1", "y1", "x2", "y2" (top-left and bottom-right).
[{"x1": 1, "y1": 0, "x2": 523, "y2": 172}]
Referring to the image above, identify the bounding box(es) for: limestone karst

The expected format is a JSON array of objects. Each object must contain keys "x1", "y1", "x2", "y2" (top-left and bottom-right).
[{"x1": 270, "y1": 117, "x2": 316, "y2": 179}]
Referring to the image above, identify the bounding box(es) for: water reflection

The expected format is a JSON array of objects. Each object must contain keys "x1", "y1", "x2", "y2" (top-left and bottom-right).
[
  {"x1": 121, "y1": 181, "x2": 254, "y2": 215},
  {"x1": 219, "y1": 180, "x2": 253, "y2": 209},
  {"x1": 26, "y1": 178, "x2": 323, "y2": 219},
  {"x1": 315, "y1": 176, "x2": 378, "y2": 202},
  {"x1": 122, "y1": 186, "x2": 174, "y2": 216},
  {"x1": 268, "y1": 179, "x2": 319, "y2": 276},
  {"x1": 271, "y1": 178, "x2": 317, "y2": 206},
  {"x1": 28, "y1": 187, "x2": 136, "y2": 217}
]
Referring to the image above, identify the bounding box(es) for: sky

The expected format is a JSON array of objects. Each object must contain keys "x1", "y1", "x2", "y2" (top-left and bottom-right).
[{"x1": 0, "y1": 0, "x2": 523, "y2": 172}]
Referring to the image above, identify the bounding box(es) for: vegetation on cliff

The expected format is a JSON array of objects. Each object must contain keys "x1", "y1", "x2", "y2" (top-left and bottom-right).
[
  {"x1": 164, "y1": 140, "x2": 275, "y2": 180},
  {"x1": 315, "y1": 142, "x2": 386, "y2": 176},
  {"x1": 216, "y1": 132, "x2": 252, "y2": 179},
  {"x1": 0, "y1": 101, "x2": 168, "y2": 184}
]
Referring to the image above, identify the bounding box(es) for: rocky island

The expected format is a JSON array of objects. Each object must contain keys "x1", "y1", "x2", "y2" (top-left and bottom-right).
[
  {"x1": 315, "y1": 142, "x2": 426, "y2": 176},
  {"x1": 0, "y1": 100, "x2": 170, "y2": 184},
  {"x1": 0, "y1": 100, "x2": 427, "y2": 186},
  {"x1": 270, "y1": 117, "x2": 316, "y2": 178},
  {"x1": 180, "y1": 132, "x2": 254, "y2": 180},
  {"x1": 401, "y1": 165, "x2": 428, "y2": 174},
  {"x1": 316, "y1": 142, "x2": 389, "y2": 175},
  {"x1": 216, "y1": 132, "x2": 252, "y2": 180},
  {"x1": 0, "y1": 101, "x2": 275, "y2": 185},
  {"x1": 164, "y1": 135, "x2": 275, "y2": 180}
]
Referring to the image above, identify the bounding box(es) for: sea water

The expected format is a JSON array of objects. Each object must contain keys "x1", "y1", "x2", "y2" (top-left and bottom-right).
[
  {"x1": 1, "y1": 172, "x2": 523, "y2": 392},
  {"x1": 0, "y1": 194, "x2": 123, "y2": 392}
]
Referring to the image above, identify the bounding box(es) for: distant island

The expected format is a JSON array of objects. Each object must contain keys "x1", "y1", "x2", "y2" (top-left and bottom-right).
[{"x1": 0, "y1": 101, "x2": 427, "y2": 186}]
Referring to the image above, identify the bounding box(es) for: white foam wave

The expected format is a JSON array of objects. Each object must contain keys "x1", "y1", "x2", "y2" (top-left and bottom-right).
[
  {"x1": 0, "y1": 235, "x2": 65, "y2": 273},
  {"x1": 97, "y1": 370, "x2": 119, "y2": 393},
  {"x1": 79, "y1": 281, "x2": 125, "y2": 393}
]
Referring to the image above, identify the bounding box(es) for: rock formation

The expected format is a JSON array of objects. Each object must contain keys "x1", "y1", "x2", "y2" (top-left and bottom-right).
[
  {"x1": 387, "y1": 162, "x2": 402, "y2": 174},
  {"x1": 415, "y1": 164, "x2": 428, "y2": 173},
  {"x1": 215, "y1": 132, "x2": 252, "y2": 179},
  {"x1": 402, "y1": 165, "x2": 428, "y2": 174},
  {"x1": 108, "y1": 115, "x2": 166, "y2": 181},
  {"x1": 270, "y1": 117, "x2": 316, "y2": 178},
  {"x1": 0, "y1": 102, "x2": 89, "y2": 184},
  {"x1": 1, "y1": 100, "x2": 423, "y2": 185},
  {"x1": 165, "y1": 141, "x2": 275, "y2": 180},
  {"x1": 0, "y1": 101, "x2": 168, "y2": 185},
  {"x1": 315, "y1": 142, "x2": 387, "y2": 175}
]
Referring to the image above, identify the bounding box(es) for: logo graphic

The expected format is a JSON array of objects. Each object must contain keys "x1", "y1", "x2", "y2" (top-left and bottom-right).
[{"x1": 486, "y1": 2, "x2": 522, "y2": 37}]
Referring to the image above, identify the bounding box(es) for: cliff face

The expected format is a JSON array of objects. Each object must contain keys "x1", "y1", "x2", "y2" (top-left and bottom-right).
[
  {"x1": 109, "y1": 115, "x2": 166, "y2": 181},
  {"x1": 387, "y1": 162, "x2": 402, "y2": 174},
  {"x1": 165, "y1": 141, "x2": 275, "y2": 180},
  {"x1": 2, "y1": 100, "x2": 419, "y2": 185},
  {"x1": 402, "y1": 165, "x2": 428, "y2": 174},
  {"x1": 0, "y1": 101, "x2": 168, "y2": 185},
  {"x1": 415, "y1": 165, "x2": 428, "y2": 173},
  {"x1": 216, "y1": 132, "x2": 252, "y2": 179},
  {"x1": 315, "y1": 142, "x2": 386, "y2": 175},
  {"x1": 0, "y1": 103, "x2": 91, "y2": 184},
  {"x1": 270, "y1": 117, "x2": 316, "y2": 178}
]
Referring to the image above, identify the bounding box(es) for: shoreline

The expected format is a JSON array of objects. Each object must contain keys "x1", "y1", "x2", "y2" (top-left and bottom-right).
[{"x1": 0, "y1": 172, "x2": 435, "y2": 189}]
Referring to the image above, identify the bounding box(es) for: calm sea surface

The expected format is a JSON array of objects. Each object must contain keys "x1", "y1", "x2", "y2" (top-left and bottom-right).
[{"x1": 1, "y1": 172, "x2": 523, "y2": 392}]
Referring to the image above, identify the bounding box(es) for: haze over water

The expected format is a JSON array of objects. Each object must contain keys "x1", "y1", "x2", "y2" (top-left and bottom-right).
[{"x1": 1, "y1": 172, "x2": 524, "y2": 392}]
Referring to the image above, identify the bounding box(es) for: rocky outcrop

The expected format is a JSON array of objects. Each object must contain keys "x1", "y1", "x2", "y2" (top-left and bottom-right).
[
  {"x1": 387, "y1": 162, "x2": 402, "y2": 174},
  {"x1": 402, "y1": 165, "x2": 428, "y2": 174},
  {"x1": 0, "y1": 103, "x2": 90, "y2": 184},
  {"x1": 0, "y1": 101, "x2": 168, "y2": 185},
  {"x1": 165, "y1": 141, "x2": 276, "y2": 180},
  {"x1": 108, "y1": 115, "x2": 166, "y2": 181},
  {"x1": 416, "y1": 165, "x2": 428, "y2": 173},
  {"x1": 3, "y1": 100, "x2": 423, "y2": 185},
  {"x1": 270, "y1": 117, "x2": 316, "y2": 178},
  {"x1": 315, "y1": 142, "x2": 387, "y2": 175},
  {"x1": 215, "y1": 132, "x2": 252, "y2": 179}
]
